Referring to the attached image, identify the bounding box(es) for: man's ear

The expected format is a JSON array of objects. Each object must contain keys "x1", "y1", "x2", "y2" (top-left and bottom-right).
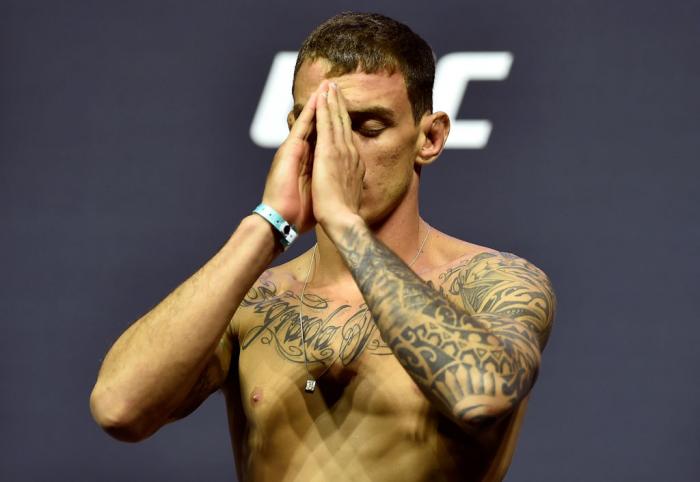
[{"x1": 415, "y1": 111, "x2": 450, "y2": 167}]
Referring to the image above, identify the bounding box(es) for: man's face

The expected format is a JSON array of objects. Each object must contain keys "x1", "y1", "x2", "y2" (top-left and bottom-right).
[{"x1": 291, "y1": 59, "x2": 423, "y2": 225}]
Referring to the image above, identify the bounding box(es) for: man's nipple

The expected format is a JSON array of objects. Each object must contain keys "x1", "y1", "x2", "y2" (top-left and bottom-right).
[{"x1": 250, "y1": 387, "x2": 264, "y2": 405}]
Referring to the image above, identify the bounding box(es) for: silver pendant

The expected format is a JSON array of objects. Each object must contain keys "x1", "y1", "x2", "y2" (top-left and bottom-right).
[{"x1": 305, "y1": 379, "x2": 316, "y2": 393}]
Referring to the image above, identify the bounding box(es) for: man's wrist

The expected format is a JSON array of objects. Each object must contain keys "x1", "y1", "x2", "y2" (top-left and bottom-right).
[
  {"x1": 252, "y1": 203, "x2": 298, "y2": 250},
  {"x1": 233, "y1": 214, "x2": 285, "y2": 257},
  {"x1": 321, "y1": 212, "x2": 366, "y2": 245}
]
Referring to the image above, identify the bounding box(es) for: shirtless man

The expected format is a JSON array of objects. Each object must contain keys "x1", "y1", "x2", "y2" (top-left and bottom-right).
[{"x1": 90, "y1": 12, "x2": 557, "y2": 482}]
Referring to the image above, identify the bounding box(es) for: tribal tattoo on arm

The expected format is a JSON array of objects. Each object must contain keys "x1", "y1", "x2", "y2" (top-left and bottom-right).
[{"x1": 335, "y1": 222, "x2": 557, "y2": 429}]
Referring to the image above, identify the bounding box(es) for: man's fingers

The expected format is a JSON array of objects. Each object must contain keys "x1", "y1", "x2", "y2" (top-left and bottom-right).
[
  {"x1": 334, "y1": 85, "x2": 355, "y2": 149},
  {"x1": 327, "y1": 83, "x2": 347, "y2": 147},
  {"x1": 289, "y1": 92, "x2": 317, "y2": 141},
  {"x1": 315, "y1": 81, "x2": 333, "y2": 145}
]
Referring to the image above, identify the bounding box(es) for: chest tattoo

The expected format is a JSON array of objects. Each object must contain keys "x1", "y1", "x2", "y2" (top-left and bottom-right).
[{"x1": 240, "y1": 280, "x2": 392, "y2": 365}]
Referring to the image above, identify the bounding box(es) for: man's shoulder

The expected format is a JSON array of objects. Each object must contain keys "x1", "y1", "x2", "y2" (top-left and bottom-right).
[
  {"x1": 431, "y1": 233, "x2": 556, "y2": 350},
  {"x1": 425, "y1": 228, "x2": 500, "y2": 274},
  {"x1": 428, "y1": 229, "x2": 554, "y2": 303},
  {"x1": 235, "y1": 248, "x2": 322, "y2": 318},
  {"x1": 435, "y1": 242, "x2": 552, "y2": 296},
  {"x1": 430, "y1": 228, "x2": 548, "y2": 277}
]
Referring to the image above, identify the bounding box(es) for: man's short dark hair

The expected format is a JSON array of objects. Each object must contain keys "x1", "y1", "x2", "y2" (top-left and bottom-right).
[{"x1": 293, "y1": 12, "x2": 436, "y2": 122}]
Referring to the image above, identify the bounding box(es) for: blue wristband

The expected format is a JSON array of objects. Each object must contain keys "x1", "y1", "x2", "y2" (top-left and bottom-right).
[{"x1": 252, "y1": 203, "x2": 298, "y2": 249}]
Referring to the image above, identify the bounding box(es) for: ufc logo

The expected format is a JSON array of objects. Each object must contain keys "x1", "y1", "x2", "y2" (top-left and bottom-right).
[{"x1": 250, "y1": 52, "x2": 513, "y2": 149}]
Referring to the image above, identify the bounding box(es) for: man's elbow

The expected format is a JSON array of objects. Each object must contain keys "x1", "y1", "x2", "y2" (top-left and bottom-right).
[
  {"x1": 451, "y1": 373, "x2": 533, "y2": 429},
  {"x1": 89, "y1": 387, "x2": 159, "y2": 443},
  {"x1": 452, "y1": 394, "x2": 514, "y2": 430}
]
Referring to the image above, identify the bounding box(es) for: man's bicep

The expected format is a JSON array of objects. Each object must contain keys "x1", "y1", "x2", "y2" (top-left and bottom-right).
[
  {"x1": 450, "y1": 251, "x2": 557, "y2": 351},
  {"x1": 437, "y1": 251, "x2": 556, "y2": 407}
]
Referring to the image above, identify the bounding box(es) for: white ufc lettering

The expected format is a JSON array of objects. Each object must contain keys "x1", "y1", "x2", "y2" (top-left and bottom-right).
[{"x1": 250, "y1": 51, "x2": 513, "y2": 150}]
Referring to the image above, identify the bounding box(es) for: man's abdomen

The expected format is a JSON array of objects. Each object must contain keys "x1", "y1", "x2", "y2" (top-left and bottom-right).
[{"x1": 227, "y1": 342, "x2": 523, "y2": 481}]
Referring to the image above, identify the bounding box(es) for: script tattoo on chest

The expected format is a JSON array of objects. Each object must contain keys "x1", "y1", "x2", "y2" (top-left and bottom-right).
[{"x1": 240, "y1": 279, "x2": 393, "y2": 365}]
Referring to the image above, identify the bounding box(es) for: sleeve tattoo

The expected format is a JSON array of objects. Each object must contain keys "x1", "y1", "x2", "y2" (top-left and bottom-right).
[{"x1": 336, "y1": 223, "x2": 557, "y2": 428}]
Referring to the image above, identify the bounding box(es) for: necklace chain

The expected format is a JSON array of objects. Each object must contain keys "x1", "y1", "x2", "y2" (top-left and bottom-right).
[{"x1": 299, "y1": 222, "x2": 431, "y2": 393}]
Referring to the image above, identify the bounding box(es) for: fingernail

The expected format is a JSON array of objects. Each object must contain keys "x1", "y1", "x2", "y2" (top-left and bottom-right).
[{"x1": 330, "y1": 82, "x2": 337, "y2": 90}]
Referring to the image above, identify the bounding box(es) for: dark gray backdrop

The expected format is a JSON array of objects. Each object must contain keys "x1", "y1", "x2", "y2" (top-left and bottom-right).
[{"x1": 2, "y1": 1, "x2": 698, "y2": 481}]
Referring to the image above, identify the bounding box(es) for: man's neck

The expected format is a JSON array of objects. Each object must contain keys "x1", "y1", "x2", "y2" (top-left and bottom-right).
[{"x1": 309, "y1": 187, "x2": 426, "y2": 290}]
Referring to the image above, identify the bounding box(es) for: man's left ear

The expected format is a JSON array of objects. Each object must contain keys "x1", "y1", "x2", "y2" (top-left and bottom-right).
[{"x1": 415, "y1": 111, "x2": 450, "y2": 167}]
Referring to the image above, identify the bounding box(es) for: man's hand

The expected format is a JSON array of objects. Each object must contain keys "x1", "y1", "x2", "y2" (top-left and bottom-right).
[
  {"x1": 311, "y1": 81, "x2": 366, "y2": 236},
  {"x1": 261, "y1": 88, "x2": 320, "y2": 234}
]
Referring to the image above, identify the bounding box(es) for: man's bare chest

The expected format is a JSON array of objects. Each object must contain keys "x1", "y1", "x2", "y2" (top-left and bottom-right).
[
  {"x1": 232, "y1": 267, "x2": 461, "y2": 389},
  {"x1": 238, "y1": 280, "x2": 393, "y2": 380},
  {"x1": 225, "y1": 273, "x2": 519, "y2": 481},
  {"x1": 231, "y1": 278, "x2": 439, "y2": 416}
]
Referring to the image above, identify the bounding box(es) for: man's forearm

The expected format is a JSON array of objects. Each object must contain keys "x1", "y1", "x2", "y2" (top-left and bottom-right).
[
  {"x1": 90, "y1": 214, "x2": 281, "y2": 431},
  {"x1": 330, "y1": 217, "x2": 536, "y2": 428}
]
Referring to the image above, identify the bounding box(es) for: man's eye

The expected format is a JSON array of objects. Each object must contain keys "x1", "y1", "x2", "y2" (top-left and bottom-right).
[
  {"x1": 354, "y1": 123, "x2": 385, "y2": 138},
  {"x1": 359, "y1": 129, "x2": 383, "y2": 138}
]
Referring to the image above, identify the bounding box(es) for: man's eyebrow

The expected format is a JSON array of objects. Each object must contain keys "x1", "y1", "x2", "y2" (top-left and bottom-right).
[{"x1": 292, "y1": 104, "x2": 396, "y2": 124}]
